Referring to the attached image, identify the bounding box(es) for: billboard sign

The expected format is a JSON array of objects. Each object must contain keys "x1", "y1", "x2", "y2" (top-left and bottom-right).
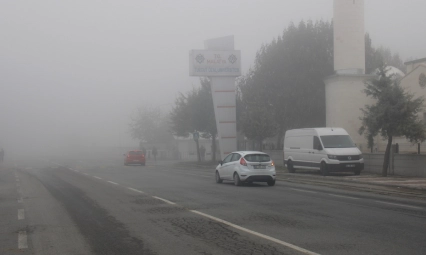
[{"x1": 189, "y1": 50, "x2": 241, "y2": 77}]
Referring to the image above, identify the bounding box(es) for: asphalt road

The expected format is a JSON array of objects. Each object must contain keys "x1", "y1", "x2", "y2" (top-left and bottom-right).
[{"x1": 1, "y1": 158, "x2": 426, "y2": 255}]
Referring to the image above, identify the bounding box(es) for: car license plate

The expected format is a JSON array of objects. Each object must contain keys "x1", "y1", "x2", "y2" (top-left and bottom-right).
[
  {"x1": 346, "y1": 164, "x2": 355, "y2": 168},
  {"x1": 254, "y1": 165, "x2": 266, "y2": 169}
]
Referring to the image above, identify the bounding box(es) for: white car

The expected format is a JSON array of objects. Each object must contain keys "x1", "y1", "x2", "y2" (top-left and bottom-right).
[{"x1": 215, "y1": 151, "x2": 276, "y2": 186}]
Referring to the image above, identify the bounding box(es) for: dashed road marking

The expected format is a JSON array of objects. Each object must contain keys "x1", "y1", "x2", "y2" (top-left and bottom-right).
[
  {"x1": 17, "y1": 198, "x2": 23, "y2": 203},
  {"x1": 107, "y1": 181, "x2": 119, "y2": 185},
  {"x1": 127, "y1": 187, "x2": 144, "y2": 194},
  {"x1": 289, "y1": 188, "x2": 318, "y2": 194},
  {"x1": 93, "y1": 176, "x2": 102, "y2": 180},
  {"x1": 18, "y1": 231, "x2": 28, "y2": 249},
  {"x1": 153, "y1": 196, "x2": 176, "y2": 205},
  {"x1": 191, "y1": 210, "x2": 320, "y2": 255},
  {"x1": 328, "y1": 194, "x2": 359, "y2": 200},
  {"x1": 83, "y1": 173, "x2": 89, "y2": 176},
  {"x1": 375, "y1": 201, "x2": 423, "y2": 210},
  {"x1": 18, "y1": 209, "x2": 25, "y2": 220}
]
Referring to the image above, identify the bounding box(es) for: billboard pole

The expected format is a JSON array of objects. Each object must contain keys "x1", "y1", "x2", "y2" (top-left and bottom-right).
[{"x1": 189, "y1": 36, "x2": 241, "y2": 160}]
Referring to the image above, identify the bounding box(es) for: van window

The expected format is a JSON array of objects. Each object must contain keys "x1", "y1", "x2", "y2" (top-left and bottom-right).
[
  {"x1": 244, "y1": 154, "x2": 271, "y2": 162},
  {"x1": 320, "y1": 135, "x2": 355, "y2": 148},
  {"x1": 313, "y1": 136, "x2": 322, "y2": 150}
]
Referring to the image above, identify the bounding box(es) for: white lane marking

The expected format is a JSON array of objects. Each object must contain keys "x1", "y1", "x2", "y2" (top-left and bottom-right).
[
  {"x1": 17, "y1": 198, "x2": 23, "y2": 203},
  {"x1": 18, "y1": 231, "x2": 28, "y2": 249},
  {"x1": 191, "y1": 210, "x2": 319, "y2": 255},
  {"x1": 18, "y1": 209, "x2": 25, "y2": 220},
  {"x1": 152, "y1": 196, "x2": 176, "y2": 205},
  {"x1": 107, "y1": 181, "x2": 119, "y2": 185},
  {"x1": 83, "y1": 173, "x2": 89, "y2": 176},
  {"x1": 93, "y1": 176, "x2": 102, "y2": 180},
  {"x1": 328, "y1": 194, "x2": 359, "y2": 200},
  {"x1": 127, "y1": 187, "x2": 144, "y2": 194},
  {"x1": 16, "y1": 178, "x2": 20, "y2": 182},
  {"x1": 289, "y1": 188, "x2": 318, "y2": 194},
  {"x1": 375, "y1": 201, "x2": 423, "y2": 210}
]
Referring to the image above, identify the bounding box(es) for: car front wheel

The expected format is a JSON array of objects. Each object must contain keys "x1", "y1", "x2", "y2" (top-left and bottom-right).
[{"x1": 320, "y1": 162, "x2": 328, "y2": 176}]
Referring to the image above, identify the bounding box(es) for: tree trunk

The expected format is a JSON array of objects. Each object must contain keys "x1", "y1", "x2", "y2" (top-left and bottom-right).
[
  {"x1": 382, "y1": 135, "x2": 392, "y2": 177},
  {"x1": 195, "y1": 140, "x2": 201, "y2": 163},
  {"x1": 211, "y1": 134, "x2": 216, "y2": 162}
]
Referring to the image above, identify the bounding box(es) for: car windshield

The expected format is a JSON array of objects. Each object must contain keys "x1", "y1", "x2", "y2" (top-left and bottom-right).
[
  {"x1": 320, "y1": 135, "x2": 356, "y2": 148},
  {"x1": 244, "y1": 154, "x2": 271, "y2": 162}
]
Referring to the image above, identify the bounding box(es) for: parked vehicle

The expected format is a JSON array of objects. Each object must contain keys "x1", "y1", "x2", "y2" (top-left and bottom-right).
[
  {"x1": 283, "y1": 128, "x2": 364, "y2": 176},
  {"x1": 124, "y1": 150, "x2": 146, "y2": 166},
  {"x1": 215, "y1": 151, "x2": 276, "y2": 186}
]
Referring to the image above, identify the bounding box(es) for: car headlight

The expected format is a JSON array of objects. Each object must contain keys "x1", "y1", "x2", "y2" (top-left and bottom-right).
[{"x1": 328, "y1": 155, "x2": 337, "y2": 159}]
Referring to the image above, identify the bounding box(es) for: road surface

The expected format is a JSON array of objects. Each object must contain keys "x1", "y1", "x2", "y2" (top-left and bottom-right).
[{"x1": 1, "y1": 158, "x2": 426, "y2": 255}]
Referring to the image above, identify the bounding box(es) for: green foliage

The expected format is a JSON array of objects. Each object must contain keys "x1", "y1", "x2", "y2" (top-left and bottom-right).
[
  {"x1": 359, "y1": 65, "x2": 426, "y2": 176},
  {"x1": 169, "y1": 78, "x2": 218, "y2": 160},
  {"x1": 238, "y1": 71, "x2": 277, "y2": 149},
  {"x1": 129, "y1": 107, "x2": 173, "y2": 144},
  {"x1": 238, "y1": 21, "x2": 405, "y2": 148},
  {"x1": 170, "y1": 78, "x2": 216, "y2": 137},
  {"x1": 238, "y1": 20, "x2": 334, "y2": 146}
]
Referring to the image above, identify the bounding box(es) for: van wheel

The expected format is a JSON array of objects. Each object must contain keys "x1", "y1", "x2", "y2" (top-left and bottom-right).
[
  {"x1": 320, "y1": 162, "x2": 328, "y2": 176},
  {"x1": 233, "y1": 173, "x2": 242, "y2": 186},
  {"x1": 287, "y1": 160, "x2": 295, "y2": 173},
  {"x1": 215, "y1": 171, "x2": 223, "y2": 183}
]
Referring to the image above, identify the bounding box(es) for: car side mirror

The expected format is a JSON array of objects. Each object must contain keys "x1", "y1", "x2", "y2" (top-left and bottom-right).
[{"x1": 218, "y1": 160, "x2": 223, "y2": 166}]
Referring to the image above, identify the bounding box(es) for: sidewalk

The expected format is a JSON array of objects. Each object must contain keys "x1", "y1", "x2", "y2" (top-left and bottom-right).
[
  {"x1": 279, "y1": 171, "x2": 426, "y2": 191},
  {"x1": 175, "y1": 161, "x2": 426, "y2": 191}
]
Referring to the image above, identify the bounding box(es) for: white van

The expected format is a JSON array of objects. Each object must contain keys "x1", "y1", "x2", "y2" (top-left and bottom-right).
[{"x1": 283, "y1": 128, "x2": 364, "y2": 175}]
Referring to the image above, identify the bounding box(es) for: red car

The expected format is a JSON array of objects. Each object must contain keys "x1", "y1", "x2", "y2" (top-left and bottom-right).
[{"x1": 124, "y1": 150, "x2": 145, "y2": 166}]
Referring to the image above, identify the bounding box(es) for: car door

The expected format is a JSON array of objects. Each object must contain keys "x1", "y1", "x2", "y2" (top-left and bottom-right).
[
  {"x1": 219, "y1": 154, "x2": 234, "y2": 179},
  {"x1": 310, "y1": 136, "x2": 324, "y2": 169},
  {"x1": 227, "y1": 153, "x2": 241, "y2": 176}
]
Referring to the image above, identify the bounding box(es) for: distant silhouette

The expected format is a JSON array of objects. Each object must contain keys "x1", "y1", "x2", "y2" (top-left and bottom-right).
[{"x1": 200, "y1": 145, "x2": 206, "y2": 161}]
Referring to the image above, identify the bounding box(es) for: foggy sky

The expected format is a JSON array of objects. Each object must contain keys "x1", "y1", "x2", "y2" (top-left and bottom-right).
[{"x1": 1, "y1": 0, "x2": 425, "y2": 155}]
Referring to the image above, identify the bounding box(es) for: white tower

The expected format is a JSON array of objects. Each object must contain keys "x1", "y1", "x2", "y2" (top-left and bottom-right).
[
  {"x1": 325, "y1": 0, "x2": 374, "y2": 152},
  {"x1": 334, "y1": 0, "x2": 365, "y2": 74}
]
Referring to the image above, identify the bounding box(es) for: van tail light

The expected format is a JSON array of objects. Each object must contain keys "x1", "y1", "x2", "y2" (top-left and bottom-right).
[
  {"x1": 271, "y1": 161, "x2": 275, "y2": 166},
  {"x1": 240, "y1": 158, "x2": 247, "y2": 166}
]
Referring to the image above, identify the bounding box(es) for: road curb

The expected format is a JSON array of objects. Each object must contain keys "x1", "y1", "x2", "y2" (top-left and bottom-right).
[
  {"x1": 279, "y1": 172, "x2": 426, "y2": 191},
  {"x1": 175, "y1": 162, "x2": 426, "y2": 192}
]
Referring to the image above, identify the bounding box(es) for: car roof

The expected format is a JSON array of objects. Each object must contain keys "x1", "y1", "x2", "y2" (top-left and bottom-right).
[{"x1": 232, "y1": 151, "x2": 268, "y2": 156}]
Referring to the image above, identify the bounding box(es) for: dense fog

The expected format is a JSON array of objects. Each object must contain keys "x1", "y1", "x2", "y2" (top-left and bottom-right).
[{"x1": 1, "y1": 0, "x2": 425, "y2": 158}]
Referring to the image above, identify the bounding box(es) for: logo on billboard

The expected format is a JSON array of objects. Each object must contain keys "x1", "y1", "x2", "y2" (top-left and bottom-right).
[
  {"x1": 228, "y1": 54, "x2": 237, "y2": 64},
  {"x1": 195, "y1": 54, "x2": 205, "y2": 64}
]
